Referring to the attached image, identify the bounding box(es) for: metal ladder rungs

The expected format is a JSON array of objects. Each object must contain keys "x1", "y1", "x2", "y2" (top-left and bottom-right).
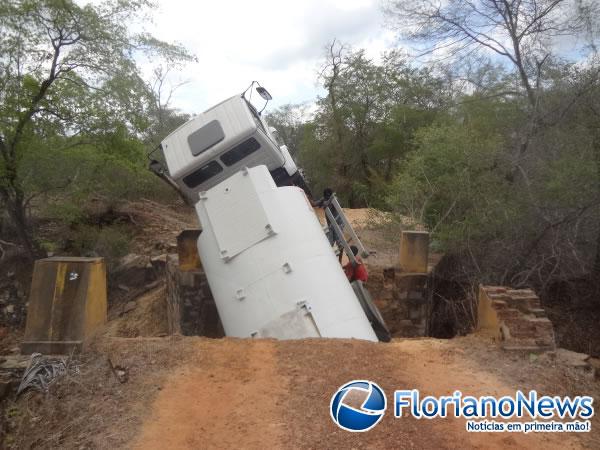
[{"x1": 323, "y1": 193, "x2": 369, "y2": 265}]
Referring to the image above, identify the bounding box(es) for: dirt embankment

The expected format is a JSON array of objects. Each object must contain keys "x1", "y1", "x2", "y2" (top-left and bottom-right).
[{"x1": 6, "y1": 336, "x2": 600, "y2": 449}]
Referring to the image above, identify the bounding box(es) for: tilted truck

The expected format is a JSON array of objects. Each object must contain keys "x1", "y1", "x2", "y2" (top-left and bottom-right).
[{"x1": 151, "y1": 82, "x2": 390, "y2": 341}]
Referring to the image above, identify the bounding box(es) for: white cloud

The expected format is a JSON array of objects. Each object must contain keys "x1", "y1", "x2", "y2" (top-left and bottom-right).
[{"x1": 143, "y1": 0, "x2": 391, "y2": 114}]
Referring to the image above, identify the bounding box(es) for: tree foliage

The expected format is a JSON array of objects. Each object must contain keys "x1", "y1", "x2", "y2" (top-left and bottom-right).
[
  {"x1": 0, "y1": 0, "x2": 195, "y2": 258},
  {"x1": 379, "y1": 0, "x2": 600, "y2": 289},
  {"x1": 295, "y1": 44, "x2": 445, "y2": 207},
  {"x1": 384, "y1": 0, "x2": 595, "y2": 110},
  {"x1": 267, "y1": 4, "x2": 600, "y2": 291}
]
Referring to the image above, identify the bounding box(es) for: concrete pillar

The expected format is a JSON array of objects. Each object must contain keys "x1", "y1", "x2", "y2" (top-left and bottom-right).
[
  {"x1": 177, "y1": 229, "x2": 202, "y2": 271},
  {"x1": 21, "y1": 257, "x2": 107, "y2": 354},
  {"x1": 399, "y1": 230, "x2": 429, "y2": 273},
  {"x1": 477, "y1": 285, "x2": 502, "y2": 338}
]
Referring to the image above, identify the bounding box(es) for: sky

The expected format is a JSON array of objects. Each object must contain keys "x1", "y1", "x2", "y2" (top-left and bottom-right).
[{"x1": 143, "y1": 0, "x2": 396, "y2": 114}]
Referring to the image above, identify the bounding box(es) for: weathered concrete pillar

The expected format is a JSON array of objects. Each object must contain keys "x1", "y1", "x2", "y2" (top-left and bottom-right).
[
  {"x1": 177, "y1": 229, "x2": 202, "y2": 271},
  {"x1": 21, "y1": 257, "x2": 107, "y2": 354},
  {"x1": 477, "y1": 285, "x2": 503, "y2": 338},
  {"x1": 399, "y1": 230, "x2": 429, "y2": 273}
]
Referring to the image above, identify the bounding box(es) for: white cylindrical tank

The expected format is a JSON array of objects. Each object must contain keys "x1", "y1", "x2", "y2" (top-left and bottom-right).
[{"x1": 194, "y1": 165, "x2": 377, "y2": 341}]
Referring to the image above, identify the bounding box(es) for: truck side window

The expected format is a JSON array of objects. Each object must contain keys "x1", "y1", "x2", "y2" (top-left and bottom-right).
[
  {"x1": 182, "y1": 160, "x2": 223, "y2": 188},
  {"x1": 220, "y1": 138, "x2": 261, "y2": 166}
]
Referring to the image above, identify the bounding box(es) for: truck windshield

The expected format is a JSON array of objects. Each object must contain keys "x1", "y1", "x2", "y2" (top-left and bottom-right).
[
  {"x1": 244, "y1": 100, "x2": 267, "y2": 134},
  {"x1": 182, "y1": 160, "x2": 223, "y2": 188},
  {"x1": 220, "y1": 138, "x2": 261, "y2": 166}
]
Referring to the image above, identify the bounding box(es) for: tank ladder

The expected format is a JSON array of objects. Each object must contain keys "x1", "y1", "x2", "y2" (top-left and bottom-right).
[{"x1": 322, "y1": 193, "x2": 369, "y2": 265}]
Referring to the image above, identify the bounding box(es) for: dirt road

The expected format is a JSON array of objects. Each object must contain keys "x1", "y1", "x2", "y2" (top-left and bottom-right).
[{"x1": 130, "y1": 337, "x2": 597, "y2": 449}]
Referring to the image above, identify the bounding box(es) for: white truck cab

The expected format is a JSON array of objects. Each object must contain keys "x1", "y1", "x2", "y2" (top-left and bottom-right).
[
  {"x1": 153, "y1": 83, "x2": 390, "y2": 343},
  {"x1": 160, "y1": 94, "x2": 300, "y2": 202}
]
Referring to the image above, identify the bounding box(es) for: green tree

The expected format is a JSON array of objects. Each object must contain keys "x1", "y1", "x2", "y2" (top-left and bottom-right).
[
  {"x1": 384, "y1": 0, "x2": 594, "y2": 111},
  {"x1": 0, "y1": 0, "x2": 194, "y2": 258},
  {"x1": 303, "y1": 44, "x2": 443, "y2": 206},
  {"x1": 264, "y1": 103, "x2": 309, "y2": 157},
  {"x1": 381, "y1": 0, "x2": 600, "y2": 290},
  {"x1": 145, "y1": 66, "x2": 192, "y2": 149}
]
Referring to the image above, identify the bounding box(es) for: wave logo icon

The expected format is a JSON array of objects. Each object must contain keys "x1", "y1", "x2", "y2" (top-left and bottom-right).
[{"x1": 330, "y1": 380, "x2": 387, "y2": 432}]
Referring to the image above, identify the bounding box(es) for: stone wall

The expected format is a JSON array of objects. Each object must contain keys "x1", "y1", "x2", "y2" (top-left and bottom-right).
[
  {"x1": 368, "y1": 269, "x2": 429, "y2": 337},
  {"x1": 367, "y1": 230, "x2": 432, "y2": 338},
  {"x1": 166, "y1": 254, "x2": 224, "y2": 337},
  {"x1": 0, "y1": 271, "x2": 27, "y2": 329},
  {"x1": 478, "y1": 286, "x2": 555, "y2": 351}
]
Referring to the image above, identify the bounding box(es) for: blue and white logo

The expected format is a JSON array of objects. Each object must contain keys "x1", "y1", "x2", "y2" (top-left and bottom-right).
[{"x1": 330, "y1": 380, "x2": 387, "y2": 432}]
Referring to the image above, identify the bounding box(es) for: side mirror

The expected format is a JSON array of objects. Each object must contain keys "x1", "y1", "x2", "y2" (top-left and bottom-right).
[{"x1": 256, "y1": 86, "x2": 272, "y2": 101}]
